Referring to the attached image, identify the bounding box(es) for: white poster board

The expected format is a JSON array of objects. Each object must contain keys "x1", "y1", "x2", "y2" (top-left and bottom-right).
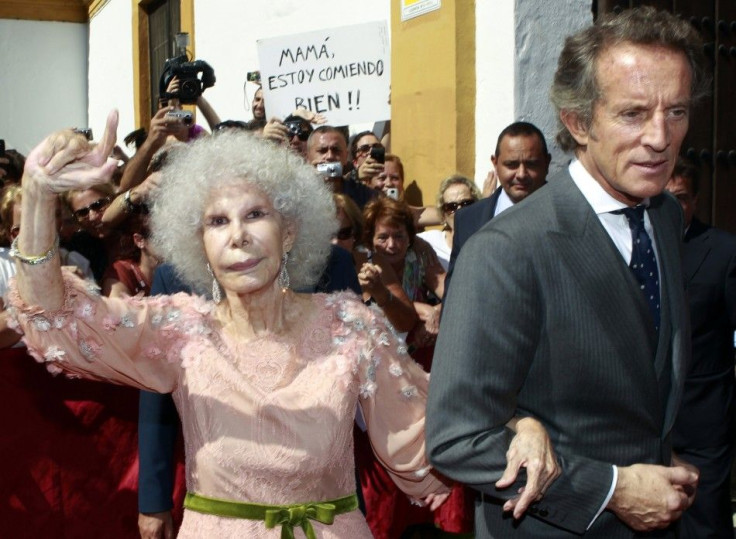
[{"x1": 257, "y1": 21, "x2": 390, "y2": 126}]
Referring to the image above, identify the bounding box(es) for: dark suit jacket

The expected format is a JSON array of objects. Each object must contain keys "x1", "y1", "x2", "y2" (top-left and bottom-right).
[
  {"x1": 138, "y1": 246, "x2": 361, "y2": 513},
  {"x1": 427, "y1": 170, "x2": 689, "y2": 537},
  {"x1": 674, "y1": 218, "x2": 736, "y2": 449},
  {"x1": 672, "y1": 218, "x2": 736, "y2": 538},
  {"x1": 444, "y1": 187, "x2": 503, "y2": 293}
]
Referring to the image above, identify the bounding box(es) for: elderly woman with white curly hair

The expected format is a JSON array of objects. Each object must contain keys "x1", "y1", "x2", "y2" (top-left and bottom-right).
[{"x1": 7, "y1": 112, "x2": 558, "y2": 538}]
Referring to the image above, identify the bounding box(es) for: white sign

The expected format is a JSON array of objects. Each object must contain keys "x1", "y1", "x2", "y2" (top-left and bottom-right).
[
  {"x1": 257, "y1": 21, "x2": 390, "y2": 126},
  {"x1": 401, "y1": 0, "x2": 441, "y2": 21}
]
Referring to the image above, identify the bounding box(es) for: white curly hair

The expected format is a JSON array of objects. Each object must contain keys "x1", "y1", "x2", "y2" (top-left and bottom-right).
[{"x1": 149, "y1": 131, "x2": 338, "y2": 294}]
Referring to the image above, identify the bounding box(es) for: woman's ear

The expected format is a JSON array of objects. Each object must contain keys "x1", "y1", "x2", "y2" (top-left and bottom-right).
[
  {"x1": 133, "y1": 232, "x2": 146, "y2": 250},
  {"x1": 282, "y1": 222, "x2": 297, "y2": 254}
]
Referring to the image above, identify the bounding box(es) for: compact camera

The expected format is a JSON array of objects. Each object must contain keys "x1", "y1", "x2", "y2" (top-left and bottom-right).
[
  {"x1": 160, "y1": 55, "x2": 216, "y2": 105},
  {"x1": 385, "y1": 187, "x2": 399, "y2": 200},
  {"x1": 165, "y1": 110, "x2": 193, "y2": 125},
  {"x1": 316, "y1": 162, "x2": 343, "y2": 178}
]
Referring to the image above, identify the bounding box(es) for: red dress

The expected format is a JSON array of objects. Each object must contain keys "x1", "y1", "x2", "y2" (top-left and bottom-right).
[{"x1": 0, "y1": 347, "x2": 141, "y2": 538}]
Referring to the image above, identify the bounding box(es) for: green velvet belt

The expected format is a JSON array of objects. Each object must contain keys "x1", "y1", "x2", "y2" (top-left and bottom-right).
[{"x1": 184, "y1": 491, "x2": 359, "y2": 539}]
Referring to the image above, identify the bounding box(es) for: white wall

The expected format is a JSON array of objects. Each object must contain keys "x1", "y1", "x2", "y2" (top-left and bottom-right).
[
  {"x1": 475, "y1": 0, "x2": 516, "y2": 186},
  {"x1": 0, "y1": 19, "x2": 88, "y2": 154},
  {"x1": 88, "y1": 0, "x2": 136, "y2": 145},
  {"x1": 194, "y1": 0, "x2": 391, "y2": 127}
]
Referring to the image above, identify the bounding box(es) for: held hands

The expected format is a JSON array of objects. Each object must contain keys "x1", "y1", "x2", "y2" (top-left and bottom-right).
[
  {"x1": 25, "y1": 110, "x2": 119, "y2": 196},
  {"x1": 497, "y1": 416, "x2": 561, "y2": 519},
  {"x1": 608, "y1": 460, "x2": 698, "y2": 531}
]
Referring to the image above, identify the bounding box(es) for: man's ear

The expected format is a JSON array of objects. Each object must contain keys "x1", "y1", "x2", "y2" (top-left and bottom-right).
[
  {"x1": 491, "y1": 153, "x2": 498, "y2": 168},
  {"x1": 560, "y1": 110, "x2": 590, "y2": 147}
]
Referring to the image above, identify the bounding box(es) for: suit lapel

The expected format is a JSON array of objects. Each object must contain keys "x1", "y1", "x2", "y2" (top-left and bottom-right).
[
  {"x1": 648, "y1": 196, "x2": 687, "y2": 434},
  {"x1": 545, "y1": 174, "x2": 659, "y2": 375}
]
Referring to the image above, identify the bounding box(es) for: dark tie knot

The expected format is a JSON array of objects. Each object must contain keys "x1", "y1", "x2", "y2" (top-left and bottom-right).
[{"x1": 613, "y1": 205, "x2": 646, "y2": 227}]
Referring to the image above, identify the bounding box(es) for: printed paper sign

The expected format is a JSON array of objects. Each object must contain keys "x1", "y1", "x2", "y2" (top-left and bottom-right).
[{"x1": 257, "y1": 21, "x2": 390, "y2": 126}]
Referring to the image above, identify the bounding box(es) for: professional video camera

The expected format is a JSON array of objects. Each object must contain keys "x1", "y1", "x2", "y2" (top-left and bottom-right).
[{"x1": 159, "y1": 55, "x2": 215, "y2": 105}]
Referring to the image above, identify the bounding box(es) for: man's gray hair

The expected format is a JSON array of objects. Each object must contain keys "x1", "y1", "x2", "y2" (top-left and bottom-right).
[
  {"x1": 551, "y1": 6, "x2": 708, "y2": 152},
  {"x1": 150, "y1": 131, "x2": 338, "y2": 294}
]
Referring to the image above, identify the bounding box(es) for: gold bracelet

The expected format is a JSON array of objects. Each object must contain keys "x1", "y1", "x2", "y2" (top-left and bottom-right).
[{"x1": 9, "y1": 235, "x2": 60, "y2": 265}]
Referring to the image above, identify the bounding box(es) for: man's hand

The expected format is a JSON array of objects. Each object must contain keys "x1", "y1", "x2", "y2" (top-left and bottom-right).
[
  {"x1": 497, "y1": 416, "x2": 560, "y2": 519},
  {"x1": 608, "y1": 463, "x2": 698, "y2": 531},
  {"x1": 138, "y1": 510, "x2": 174, "y2": 539},
  {"x1": 670, "y1": 453, "x2": 699, "y2": 508}
]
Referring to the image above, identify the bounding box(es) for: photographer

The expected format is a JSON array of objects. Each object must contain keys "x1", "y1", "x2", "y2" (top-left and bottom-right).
[
  {"x1": 119, "y1": 63, "x2": 220, "y2": 195},
  {"x1": 349, "y1": 130, "x2": 384, "y2": 185},
  {"x1": 262, "y1": 109, "x2": 325, "y2": 159}
]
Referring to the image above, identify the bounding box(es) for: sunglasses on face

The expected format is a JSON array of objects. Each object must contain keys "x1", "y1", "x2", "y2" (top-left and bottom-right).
[
  {"x1": 442, "y1": 199, "x2": 475, "y2": 214},
  {"x1": 356, "y1": 143, "x2": 382, "y2": 155},
  {"x1": 73, "y1": 197, "x2": 110, "y2": 220},
  {"x1": 336, "y1": 226, "x2": 354, "y2": 241}
]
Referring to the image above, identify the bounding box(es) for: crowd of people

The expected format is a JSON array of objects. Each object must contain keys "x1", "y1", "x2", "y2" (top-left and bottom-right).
[{"x1": 0, "y1": 5, "x2": 734, "y2": 539}]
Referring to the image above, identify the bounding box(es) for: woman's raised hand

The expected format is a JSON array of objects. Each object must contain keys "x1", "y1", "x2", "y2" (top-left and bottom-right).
[
  {"x1": 496, "y1": 416, "x2": 561, "y2": 519},
  {"x1": 25, "y1": 110, "x2": 119, "y2": 194}
]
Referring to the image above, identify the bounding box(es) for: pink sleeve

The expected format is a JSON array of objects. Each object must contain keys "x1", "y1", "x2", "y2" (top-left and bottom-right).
[
  {"x1": 6, "y1": 270, "x2": 212, "y2": 393},
  {"x1": 333, "y1": 294, "x2": 451, "y2": 499}
]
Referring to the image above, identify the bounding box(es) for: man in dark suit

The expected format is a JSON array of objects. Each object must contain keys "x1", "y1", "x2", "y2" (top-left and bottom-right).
[
  {"x1": 445, "y1": 121, "x2": 550, "y2": 290},
  {"x1": 427, "y1": 7, "x2": 707, "y2": 537},
  {"x1": 666, "y1": 158, "x2": 736, "y2": 538}
]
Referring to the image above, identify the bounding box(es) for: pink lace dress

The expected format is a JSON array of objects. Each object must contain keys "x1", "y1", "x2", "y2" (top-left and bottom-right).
[{"x1": 7, "y1": 273, "x2": 447, "y2": 538}]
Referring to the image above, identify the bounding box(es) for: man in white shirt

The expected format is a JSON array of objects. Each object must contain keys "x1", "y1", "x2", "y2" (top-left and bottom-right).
[{"x1": 428, "y1": 6, "x2": 706, "y2": 537}]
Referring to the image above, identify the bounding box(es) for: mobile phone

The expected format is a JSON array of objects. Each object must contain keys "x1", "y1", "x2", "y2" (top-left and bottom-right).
[
  {"x1": 385, "y1": 187, "x2": 399, "y2": 200},
  {"x1": 0, "y1": 139, "x2": 5, "y2": 158},
  {"x1": 370, "y1": 146, "x2": 385, "y2": 164}
]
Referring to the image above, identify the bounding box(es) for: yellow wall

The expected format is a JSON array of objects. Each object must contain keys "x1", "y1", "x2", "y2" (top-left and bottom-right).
[
  {"x1": 131, "y1": 0, "x2": 195, "y2": 128},
  {"x1": 390, "y1": 1, "x2": 475, "y2": 206}
]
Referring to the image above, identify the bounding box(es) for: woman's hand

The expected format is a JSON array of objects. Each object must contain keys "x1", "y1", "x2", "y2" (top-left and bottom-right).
[
  {"x1": 496, "y1": 416, "x2": 560, "y2": 519},
  {"x1": 291, "y1": 107, "x2": 326, "y2": 125},
  {"x1": 358, "y1": 262, "x2": 384, "y2": 296},
  {"x1": 422, "y1": 491, "x2": 450, "y2": 511},
  {"x1": 24, "y1": 110, "x2": 119, "y2": 195}
]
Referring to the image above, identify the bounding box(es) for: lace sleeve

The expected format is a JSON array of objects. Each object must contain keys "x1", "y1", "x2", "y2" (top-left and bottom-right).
[
  {"x1": 333, "y1": 293, "x2": 451, "y2": 499},
  {"x1": 6, "y1": 269, "x2": 212, "y2": 393}
]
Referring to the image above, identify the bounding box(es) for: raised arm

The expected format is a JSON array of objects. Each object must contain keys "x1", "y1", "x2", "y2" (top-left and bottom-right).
[{"x1": 16, "y1": 111, "x2": 119, "y2": 310}]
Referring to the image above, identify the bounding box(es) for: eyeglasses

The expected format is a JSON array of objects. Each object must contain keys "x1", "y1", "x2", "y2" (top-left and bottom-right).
[
  {"x1": 336, "y1": 226, "x2": 354, "y2": 241},
  {"x1": 355, "y1": 143, "x2": 382, "y2": 155},
  {"x1": 442, "y1": 199, "x2": 475, "y2": 214},
  {"x1": 73, "y1": 197, "x2": 110, "y2": 220}
]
